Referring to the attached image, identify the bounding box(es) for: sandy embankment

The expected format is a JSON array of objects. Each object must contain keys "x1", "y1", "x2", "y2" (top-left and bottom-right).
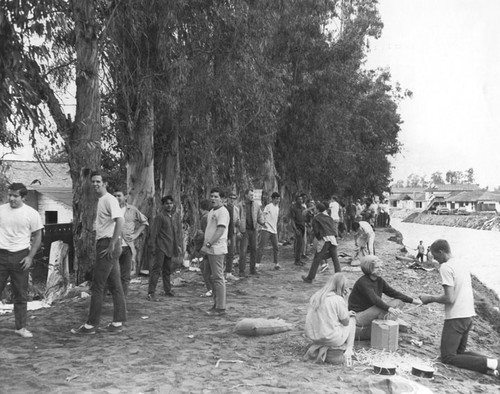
[{"x1": 0, "y1": 227, "x2": 499, "y2": 393}]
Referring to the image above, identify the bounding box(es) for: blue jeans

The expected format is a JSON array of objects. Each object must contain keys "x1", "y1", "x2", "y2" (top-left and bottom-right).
[
  {"x1": 441, "y1": 317, "x2": 488, "y2": 373},
  {"x1": 119, "y1": 246, "x2": 132, "y2": 296},
  {"x1": 0, "y1": 249, "x2": 29, "y2": 329},
  {"x1": 148, "y1": 250, "x2": 173, "y2": 294},
  {"x1": 207, "y1": 254, "x2": 226, "y2": 310},
  {"x1": 88, "y1": 239, "x2": 126, "y2": 326},
  {"x1": 239, "y1": 229, "x2": 257, "y2": 273},
  {"x1": 257, "y1": 230, "x2": 279, "y2": 265}
]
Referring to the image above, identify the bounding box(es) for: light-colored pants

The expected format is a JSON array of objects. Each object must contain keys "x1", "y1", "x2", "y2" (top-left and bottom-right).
[{"x1": 207, "y1": 254, "x2": 226, "y2": 310}]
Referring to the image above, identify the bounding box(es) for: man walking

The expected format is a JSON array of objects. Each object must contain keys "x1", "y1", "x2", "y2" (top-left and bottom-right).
[
  {"x1": 237, "y1": 189, "x2": 264, "y2": 276},
  {"x1": 420, "y1": 239, "x2": 500, "y2": 376},
  {"x1": 202, "y1": 188, "x2": 230, "y2": 316},
  {"x1": 0, "y1": 183, "x2": 43, "y2": 338},
  {"x1": 329, "y1": 195, "x2": 340, "y2": 235},
  {"x1": 113, "y1": 188, "x2": 149, "y2": 296},
  {"x1": 257, "y1": 192, "x2": 281, "y2": 270},
  {"x1": 289, "y1": 194, "x2": 306, "y2": 266},
  {"x1": 147, "y1": 195, "x2": 181, "y2": 300},
  {"x1": 302, "y1": 202, "x2": 340, "y2": 284},
  {"x1": 72, "y1": 172, "x2": 126, "y2": 334}
]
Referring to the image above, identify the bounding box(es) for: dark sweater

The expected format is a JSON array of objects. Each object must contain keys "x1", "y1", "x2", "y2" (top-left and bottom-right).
[
  {"x1": 312, "y1": 212, "x2": 338, "y2": 239},
  {"x1": 348, "y1": 275, "x2": 413, "y2": 312}
]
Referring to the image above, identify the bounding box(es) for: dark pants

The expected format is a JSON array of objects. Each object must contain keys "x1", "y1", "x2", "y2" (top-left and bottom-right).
[
  {"x1": 440, "y1": 317, "x2": 488, "y2": 373},
  {"x1": 258, "y1": 230, "x2": 279, "y2": 265},
  {"x1": 239, "y1": 229, "x2": 257, "y2": 273},
  {"x1": 200, "y1": 256, "x2": 212, "y2": 291},
  {"x1": 305, "y1": 241, "x2": 340, "y2": 281},
  {"x1": 0, "y1": 249, "x2": 29, "y2": 330},
  {"x1": 148, "y1": 250, "x2": 173, "y2": 294},
  {"x1": 225, "y1": 233, "x2": 236, "y2": 273},
  {"x1": 346, "y1": 216, "x2": 355, "y2": 233},
  {"x1": 88, "y1": 239, "x2": 126, "y2": 326},
  {"x1": 293, "y1": 227, "x2": 305, "y2": 264},
  {"x1": 416, "y1": 252, "x2": 424, "y2": 263},
  {"x1": 119, "y1": 246, "x2": 132, "y2": 296}
]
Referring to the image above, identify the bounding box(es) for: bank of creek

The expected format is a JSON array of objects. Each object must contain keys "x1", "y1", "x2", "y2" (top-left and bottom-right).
[{"x1": 1, "y1": 219, "x2": 499, "y2": 393}]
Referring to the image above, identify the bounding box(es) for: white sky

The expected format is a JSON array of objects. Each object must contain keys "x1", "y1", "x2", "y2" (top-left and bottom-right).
[{"x1": 365, "y1": 0, "x2": 500, "y2": 189}]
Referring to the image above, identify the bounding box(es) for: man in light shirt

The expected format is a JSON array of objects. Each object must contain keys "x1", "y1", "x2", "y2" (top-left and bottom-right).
[
  {"x1": 113, "y1": 188, "x2": 149, "y2": 296},
  {"x1": 329, "y1": 195, "x2": 340, "y2": 235},
  {"x1": 257, "y1": 192, "x2": 281, "y2": 270},
  {"x1": 0, "y1": 183, "x2": 43, "y2": 338},
  {"x1": 71, "y1": 172, "x2": 126, "y2": 334},
  {"x1": 420, "y1": 239, "x2": 500, "y2": 376}
]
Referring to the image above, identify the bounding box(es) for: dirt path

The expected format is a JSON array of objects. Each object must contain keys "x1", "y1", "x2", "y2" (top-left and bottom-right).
[{"x1": 1, "y1": 228, "x2": 499, "y2": 393}]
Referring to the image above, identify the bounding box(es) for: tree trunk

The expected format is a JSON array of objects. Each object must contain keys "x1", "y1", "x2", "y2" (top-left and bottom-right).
[
  {"x1": 70, "y1": 0, "x2": 101, "y2": 284},
  {"x1": 126, "y1": 100, "x2": 155, "y2": 273},
  {"x1": 261, "y1": 143, "x2": 279, "y2": 206}
]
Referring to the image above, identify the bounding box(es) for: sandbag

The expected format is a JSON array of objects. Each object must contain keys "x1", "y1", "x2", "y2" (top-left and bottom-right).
[{"x1": 234, "y1": 318, "x2": 293, "y2": 337}]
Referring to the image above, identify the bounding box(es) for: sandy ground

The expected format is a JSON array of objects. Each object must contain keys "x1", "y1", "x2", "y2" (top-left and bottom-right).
[{"x1": 1, "y1": 228, "x2": 500, "y2": 393}]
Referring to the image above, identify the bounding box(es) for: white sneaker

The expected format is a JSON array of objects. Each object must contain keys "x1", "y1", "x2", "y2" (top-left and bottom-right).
[
  {"x1": 225, "y1": 273, "x2": 239, "y2": 281},
  {"x1": 14, "y1": 328, "x2": 33, "y2": 338},
  {"x1": 320, "y1": 264, "x2": 329, "y2": 273},
  {"x1": 200, "y1": 290, "x2": 213, "y2": 297}
]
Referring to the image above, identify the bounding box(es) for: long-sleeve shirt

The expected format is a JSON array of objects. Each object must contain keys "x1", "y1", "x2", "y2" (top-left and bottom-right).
[
  {"x1": 348, "y1": 275, "x2": 413, "y2": 312},
  {"x1": 149, "y1": 209, "x2": 179, "y2": 257}
]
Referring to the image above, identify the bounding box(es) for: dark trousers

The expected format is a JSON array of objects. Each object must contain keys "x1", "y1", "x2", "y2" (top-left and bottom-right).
[
  {"x1": 305, "y1": 241, "x2": 340, "y2": 281},
  {"x1": 225, "y1": 233, "x2": 236, "y2": 273},
  {"x1": 239, "y1": 229, "x2": 257, "y2": 273},
  {"x1": 119, "y1": 246, "x2": 132, "y2": 296},
  {"x1": 0, "y1": 249, "x2": 29, "y2": 330},
  {"x1": 88, "y1": 239, "x2": 127, "y2": 326},
  {"x1": 148, "y1": 250, "x2": 173, "y2": 294},
  {"x1": 440, "y1": 317, "x2": 488, "y2": 373},
  {"x1": 293, "y1": 227, "x2": 305, "y2": 264}
]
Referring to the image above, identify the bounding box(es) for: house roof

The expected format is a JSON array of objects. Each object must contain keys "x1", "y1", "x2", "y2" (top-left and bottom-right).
[
  {"x1": 34, "y1": 187, "x2": 73, "y2": 208},
  {"x1": 445, "y1": 190, "x2": 500, "y2": 203},
  {"x1": 388, "y1": 192, "x2": 426, "y2": 201},
  {"x1": 390, "y1": 187, "x2": 426, "y2": 194},
  {"x1": 2, "y1": 160, "x2": 71, "y2": 188},
  {"x1": 426, "y1": 184, "x2": 481, "y2": 192}
]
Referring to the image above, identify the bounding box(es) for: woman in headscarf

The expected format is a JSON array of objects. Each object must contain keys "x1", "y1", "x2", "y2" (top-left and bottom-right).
[
  {"x1": 305, "y1": 273, "x2": 356, "y2": 366},
  {"x1": 348, "y1": 255, "x2": 422, "y2": 339}
]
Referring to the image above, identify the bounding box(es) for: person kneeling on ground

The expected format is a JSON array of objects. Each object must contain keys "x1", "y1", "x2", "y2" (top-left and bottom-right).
[
  {"x1": 420, "y1": 239, "x2": 500, "y2": 376},
  {"x1": 348, "y1": 255, "x2": 421, "y2": 339},
  {"x1": 352, "y1": 220, "x2": 375, "y2": 256},
  {"x1": 305, "y1": 273, "x2": 356, "y2": 366}
]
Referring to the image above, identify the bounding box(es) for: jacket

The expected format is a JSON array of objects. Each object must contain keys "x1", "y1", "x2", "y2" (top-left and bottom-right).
[{"x1": 237, "y1": 199, "x2": 265, "y2": 233}]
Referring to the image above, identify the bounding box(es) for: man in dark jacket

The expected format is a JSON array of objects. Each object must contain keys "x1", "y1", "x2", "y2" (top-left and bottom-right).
[{"x1": 302, "y1": 202, "x2": 340, "y2": 283}]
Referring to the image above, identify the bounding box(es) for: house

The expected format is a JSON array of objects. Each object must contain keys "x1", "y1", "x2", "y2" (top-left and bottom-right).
[
  {"x1": 1, "y1": 160, "x2": 73, "y2": 224},
  {"x1": 445, "y1": 190, "x2": 500, "y2": 213},
  {"x1": 388, "y1": 187, "x2": 427, "y2": 210}
]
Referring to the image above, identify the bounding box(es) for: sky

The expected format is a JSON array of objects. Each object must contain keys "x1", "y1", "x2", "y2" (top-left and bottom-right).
[{"x1": 365, "y1": 0, "x2": 500, "y2": 189}]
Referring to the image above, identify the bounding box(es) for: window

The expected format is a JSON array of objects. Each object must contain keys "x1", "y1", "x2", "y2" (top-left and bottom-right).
[
  {"x1": 416, "y1": 202, "x2": 422, "y2": 208},
  {"x1": 45, "y1": 211, "x2": 58, "y2": 224}
]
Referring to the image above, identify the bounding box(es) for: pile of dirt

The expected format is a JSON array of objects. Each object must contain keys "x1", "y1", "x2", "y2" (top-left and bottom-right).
[{"x1": 1, "y1": 228, "x2": 499, "y2": 393}]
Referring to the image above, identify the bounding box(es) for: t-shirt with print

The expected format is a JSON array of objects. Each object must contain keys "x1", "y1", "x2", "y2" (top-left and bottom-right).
[
  {"x1": 95, "y1": 193, "x2": 123, "y2": 240},
  {"x1": 0, "y1": 203, "x2": 43, "y2": 252},
  {"x1": 439, "y1": 257, "x2": 475, "y2": 320},
  {"x1": 204, "y1": 205, "x2": 230, "y2": 255}
]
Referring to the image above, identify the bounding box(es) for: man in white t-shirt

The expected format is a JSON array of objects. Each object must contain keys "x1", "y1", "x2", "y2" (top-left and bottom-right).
[
  {"x1": 202, "y1": 188, "x2": 230, "y2": 316},
  {"x1": 72, "y1": 172, "x2": 126, "y2": 334},
  {"x1": 329, "y1": 195, "x2": 340, "y2": 234},
  {"x1": 0, "y1": 183, "x2": 43, "y2": 338},
  {"x1": 420, "y1": 239, "x2": 500, "y2": 376},
  {"x1": 257, "y1": 192, "x2": 281, "y2": 269}
]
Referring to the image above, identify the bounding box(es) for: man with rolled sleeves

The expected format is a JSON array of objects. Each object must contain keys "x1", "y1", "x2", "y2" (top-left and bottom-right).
[{"x1": 0, "y1": 183, "x2": 43, "y2": 338}]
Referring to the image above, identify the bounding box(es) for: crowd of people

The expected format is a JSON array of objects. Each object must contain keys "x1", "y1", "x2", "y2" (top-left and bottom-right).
[{"x1": 1, "y1": 178, "x2": 498, "y2": 379}]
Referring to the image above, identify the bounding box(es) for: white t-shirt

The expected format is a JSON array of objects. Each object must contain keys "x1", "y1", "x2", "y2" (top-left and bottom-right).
[
  {"x1": 305, "y1": 293, "x2": 350, "y2": 347},
  {"x1": 439, "y1": 257, "x2": 475, "y2": 320},
  {"x1": 329, "y1": 201, "x2": 340, "y2": 221},
  {"x1": 263, "y1": 203, "x2": 279, "y2": 234},
  {"x1": 204, "y1": 205, "x2": 229, "y2": 255},
  {"x1": 0, "y1": 203, "x2": 43, "y2": 252},
  {"x1": 95, "y1": 193, "x2": 123, "y2": 240}
]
